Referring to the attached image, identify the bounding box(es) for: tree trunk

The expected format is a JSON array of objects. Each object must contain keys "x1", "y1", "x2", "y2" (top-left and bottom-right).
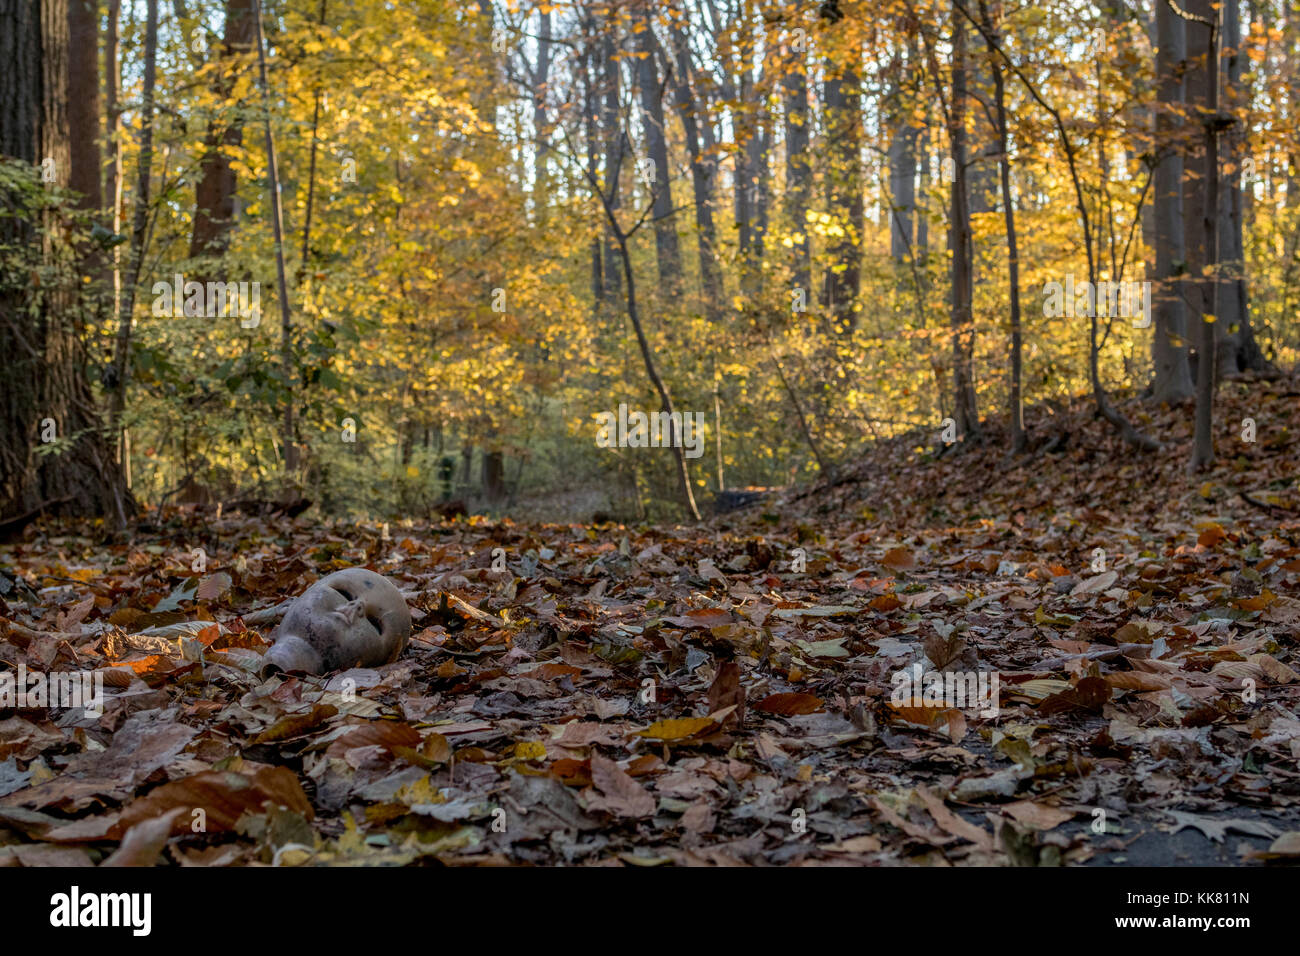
[
  {"x1": 581, "y1": 17, "x2": 603, "y2": 309},
  {"x1": 979, "y1": 1, "x2": 1023, "y2": 452},
  {"x1": 635, "y1": 6, "x2": 680, "y2": 293},
  {"x1": 250, "y1": 0, "x2": 297, "y2": 474},
  {"x1": 532, "y1": 5, "x2": 552, "y2": 208},
  {"x1": 1189, "y1": 0, "x2": 1221, "y2": 471},
  {"x1": 600, "y1": 28, "x2": 623, "y2": 304},
  {"x1": 819, "y1": 0, "x2": 862, "y2": 331},
  {"x1": 189, "y1": 0, "x2": 256, "y2": 264},
  {"x1": 667, "y1": 19, "x2": 722, "y2": 322},
  {"x1": 782, "y1": 35, "x2": 811, "y2": 293},
  {"x1": 1151, "y1": 0, "x2": 1195, "y2": 402},
  {"x1": 108, "y1": 0, "x2": 157, "y2": 440},
  {"x1": 0, "y1": 0, "x2": 130, "y2": 524},
  {"x1": 482, "y1": 449, "x2": 505, "y2": 505},
  {"x1": 821, "y1": 68, "x2": 863, "y2": 330},
  {"x1": 1215, "y1": 0, "x2": 1270, "y2": 374},
  {"x1": 887, "y1": 77, "x2": 919, "y2": 265},
  {"x1": 66, "y1": 0, "x2": 100, "y2": 210},
  {"x1": 947, "y1": 5, "x2": 981, "y2": 441}
]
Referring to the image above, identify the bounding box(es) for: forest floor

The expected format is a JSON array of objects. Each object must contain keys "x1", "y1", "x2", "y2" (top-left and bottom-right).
[{"x1": 2, "y1": 376, "x2": 1299, "y2": 867}]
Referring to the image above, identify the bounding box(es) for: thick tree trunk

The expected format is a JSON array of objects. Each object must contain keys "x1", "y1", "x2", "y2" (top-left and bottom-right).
[
  {"x1": 66, "y1": 0, "x2": 100, "y2": 211},
  {"x1": 0, "y1": 0, "x2": 130, "y2": 524}
]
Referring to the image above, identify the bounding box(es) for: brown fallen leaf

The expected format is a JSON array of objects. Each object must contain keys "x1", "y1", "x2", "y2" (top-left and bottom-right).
[
  {"x1": 325, "y1": 720, "x2": 423, "y2": 758},
  {"x1": 1000, "y1": 800, "x2": 1075, "y2": 831},
  {"x1": 112, "y1": 767, "x2": 313, "y2": 838},
  {"x1": 586, "y1": 754, "x2": 655, "y2": 818},
  {"x1": 101, "y1": 807, "x2": 186, "y2": 867},
  {"x1": 1037, "y1": 676, "x2": 1111, "y2": 715},
  {"x1": 881, "y1": 547, "x2": 916, "y2": 571},
  {"x1": 706, "y1": 661, "x2": 745, "y2": 729},
  {"x1": 916, "y1": 787, "x2": 992, "y2": 848},
  {"x1": 662, "y1": 608, "x2": 733, "y2": 629},
  {"x1": 679, "y1": 800, "x2": 715, "y2": 833},
  {"x1": 753, "y1": 692, "x2": 823, "y2": 716},
  {"x1": 252, "y1": 703, "x2": 339, "y2": 744}
]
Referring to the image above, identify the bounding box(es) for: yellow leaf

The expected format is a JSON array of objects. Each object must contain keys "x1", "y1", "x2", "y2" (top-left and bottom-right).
[
  {"x1": 514, "y1": 740, "x2": 546, "y2": 760},
  {"x1": 632, "y1": 717, "x2": 718, "y2": 741}
]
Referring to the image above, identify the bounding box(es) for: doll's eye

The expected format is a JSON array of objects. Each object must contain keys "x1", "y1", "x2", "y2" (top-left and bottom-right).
[
  {"x1": 366, "y1": 614, "x2": 382, "y2": 631},
  {"x1": 334, "y1": 585, "x2": 353, "y2": 600}
]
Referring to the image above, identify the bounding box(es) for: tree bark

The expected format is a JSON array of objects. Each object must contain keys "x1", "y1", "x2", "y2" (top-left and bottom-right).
[
  {"x1": 782, "y1": 33, "x2": 811, "y2": 294},
  {"x1": 978, "y1": 1, "x2": 1024, "y2": 452},
  {"x1": 947, "y1": 5, "x2": 981, "y2": 441},
  {"x1": 250, "y1": 0, "x2": 297, "y2": 474},
  {"x1": 1151, "y1": 0, "x2": 1195, "y2": 402},
  {"x1": 635, "y1": 5, "x2": 680, "y2": 293},
  {"x1": 107, "y1": 0, "x2": 157, "y2": 442},
  {"x1": 66, "y1": 0, "x2": 100, "y2": 211},
  {"x1": 600, "y1": 26, "x2": 624, "y2": 304},
  {"x1": 667, "y1": 16, "x2": 722, "y2": 322},
  {"x1": 1186, "y1": 0, "x2": 1221, "y2": 471},
  {"x1": 189, "y1": 0, "x2": 256, "y2": 264},
  {"x1": 0, "y1": 0, "x2": 130, "y2": 523}
]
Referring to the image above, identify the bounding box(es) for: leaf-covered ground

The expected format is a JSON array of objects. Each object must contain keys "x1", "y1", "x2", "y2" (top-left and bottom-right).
[{"x1": 2, "y1": 379, "x2": 1299, "y2": 866}]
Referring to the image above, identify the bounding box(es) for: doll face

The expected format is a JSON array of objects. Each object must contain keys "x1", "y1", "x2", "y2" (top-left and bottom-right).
[{"x1": 275, "y1": 567, "x2": 411, "y2": 672}]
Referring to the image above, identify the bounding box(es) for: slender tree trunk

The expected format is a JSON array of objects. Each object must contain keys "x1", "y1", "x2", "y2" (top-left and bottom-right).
[
  {"x1": 636, "y1": 5, "x2": 680, "y2": 292},
  {"x1": 979, "y1": 1, "x2": 1024, "y2": 452},
  {"x1": 108, "y1": 0, "x2": 158, "y2": 435},
  {"x1": 667, "y1": 18, "x2": 722, "y2": 322},
  {"x1": 947, "y1": 5, "x2": 981, "y2": 441},
  {"x1": 532, "y1": 6, "x2": 552, "y2": 207},
  {"x1": 1152, "y1": 0, "x2": 1195, "y2": 402},
  {"x1": 782, "y1": 35, "x2": 811, "y2": 293},
  {"x1": 1216, "y1": 0, "x2": 1271, "y2": 374},
  {"x1": 1190, "y1": 1, "x2": 1222, "y2": 471},
  {"x1": 600, "y1": 28, "x2": 623, "y2": 304},
  {"x1": 888, "y1": 82, "x2": 919, "y2": 265},
  {"x1": 581, "y1": 18, "x2": 603, "y2": 309},
  {"x1": 251, "y1": 0, "x2": 297, "y2": 473}
]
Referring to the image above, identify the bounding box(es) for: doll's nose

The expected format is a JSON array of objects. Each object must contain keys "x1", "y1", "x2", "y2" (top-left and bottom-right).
[{"x1": 341, "y1": 599, "x2": 363, "y2": 624}]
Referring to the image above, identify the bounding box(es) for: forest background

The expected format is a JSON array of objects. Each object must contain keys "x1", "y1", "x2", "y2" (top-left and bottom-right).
[{"x1": 0, "y1": 0, "x2": 1293, "y2": 529}]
